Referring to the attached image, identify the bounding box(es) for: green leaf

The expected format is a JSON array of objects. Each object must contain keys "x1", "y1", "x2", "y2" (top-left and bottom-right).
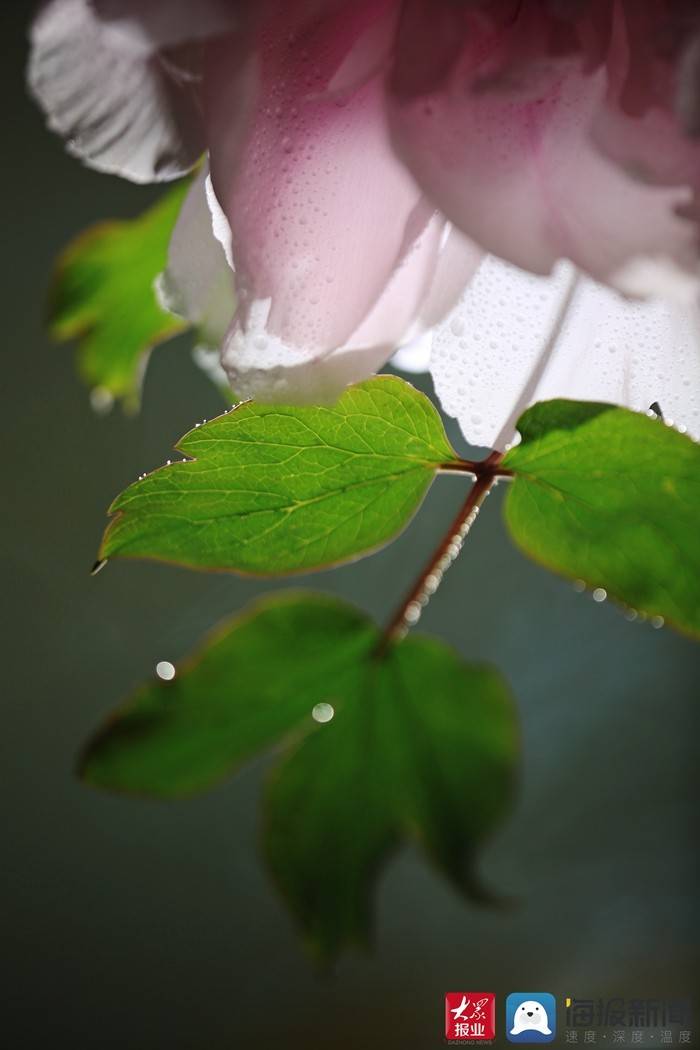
[
  {"x1": 80, "y1": 593, "x2": 376, "y2": 797},
  {"x1": 48, "y1": 181, "x2": 190, "y2": 410},
  {"x1": 502, "y1": 399, "x2": 700, "y2": 638},
  {"x1": 80, "y1": 592, "x2": 517, "y2": 959},
  {"x1": 99, "y1": 375, "x2": 461, "y2": 575},
  {"x1": 264, "y1": 632, "x2": 516, "y2": 959}
]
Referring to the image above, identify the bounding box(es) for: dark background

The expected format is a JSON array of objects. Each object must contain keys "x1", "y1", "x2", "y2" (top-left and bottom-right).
[{"x1": 3, "y1": 5, "x2": 698, "y2": 1047}]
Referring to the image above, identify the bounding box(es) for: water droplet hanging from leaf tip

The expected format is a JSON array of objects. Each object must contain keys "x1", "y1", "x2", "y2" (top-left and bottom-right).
[{"x1": 156, "y1": 661, "x2": 176, "y2": 681}]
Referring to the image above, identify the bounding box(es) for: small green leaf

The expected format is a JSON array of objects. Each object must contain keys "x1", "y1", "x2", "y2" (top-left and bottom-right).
[
  {"x1": 502, "y1": 399, "x2": 700, "y2": 637},
  {"x1": 265, "y1": 633, "x2": 516, "y2": 958},
  {"x1": 100, "y1": 375, "x2": 461, "y2": 575},
  {"x1": 80, "y1": 592, "x2": 517, "y2": 959},
  {"x1": 48, "y1": 181, "x2": 190, "y2": 409}
]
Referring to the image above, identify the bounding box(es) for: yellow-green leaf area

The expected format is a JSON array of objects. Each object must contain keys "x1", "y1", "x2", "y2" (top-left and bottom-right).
[
  {"x1": 503, "y1": 399, "x2": 700, "y2": 638},
  {"x1": 100, "y1": 376, "x2": 461, "y2": 575},
  {"x1": 48, "y1": 180, "x2": 189, "y2": 408}
]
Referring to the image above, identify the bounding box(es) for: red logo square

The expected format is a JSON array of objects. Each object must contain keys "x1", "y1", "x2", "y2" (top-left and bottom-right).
[{"x1": 445, "y1": 992, "x2": 496, "y2": 1041}]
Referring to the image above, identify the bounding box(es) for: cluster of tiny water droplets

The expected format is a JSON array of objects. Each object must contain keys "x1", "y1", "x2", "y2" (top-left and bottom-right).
[
  {"x1": 431, "y1": 260, "x2": 574, "y2": 447},
  {"x1": 572, "y1": 579, "x2": 665, "y2": 629},
  {"x1": 644, "y1": 405, "x2": 690, "y2": 436},
  {"x1": 393, "y1": 494, "x2": 490, "y2": 640},
  {"x1": 431, "y1": 259, "x2": 699, "y2": 449},
  {"x1": 236, "y1": 41, "x2": 337, "y2": 349},
  {"x1": 127, "y1": 405, "x2": 251, "y2": 489},
  {"x1": 230, "y1": 27, "x2": 384, "y2": 355}
]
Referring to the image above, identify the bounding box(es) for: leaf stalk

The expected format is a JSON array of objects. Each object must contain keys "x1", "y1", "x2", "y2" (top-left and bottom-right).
[{"x1": 377, "y1": 451, "x2": 504, "y2": 654}]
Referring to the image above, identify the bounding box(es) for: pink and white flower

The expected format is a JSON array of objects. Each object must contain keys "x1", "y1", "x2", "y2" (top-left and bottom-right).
[{"x1": 29, "y1": 0, "x2": 700, "y2": 446}]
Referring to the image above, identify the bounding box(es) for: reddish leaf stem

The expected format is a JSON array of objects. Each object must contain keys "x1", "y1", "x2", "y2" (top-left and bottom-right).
[{"x1": 376, "y1": 451, "x2": 504, "y2": 655}]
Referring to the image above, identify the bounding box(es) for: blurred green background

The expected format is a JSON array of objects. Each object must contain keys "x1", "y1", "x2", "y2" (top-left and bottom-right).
[{"x1": 3, "y1": 5, "x2": 698, "y2": 1047}]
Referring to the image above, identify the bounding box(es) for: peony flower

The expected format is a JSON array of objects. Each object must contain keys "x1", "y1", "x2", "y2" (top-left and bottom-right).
[{"x1": 29, "y1": 0, "x2": 700, "y2": 447}]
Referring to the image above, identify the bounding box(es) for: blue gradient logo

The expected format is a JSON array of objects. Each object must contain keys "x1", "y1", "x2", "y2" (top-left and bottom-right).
[{"x1": 506, "y1": 993, "x2": 556, "y2": 1043}]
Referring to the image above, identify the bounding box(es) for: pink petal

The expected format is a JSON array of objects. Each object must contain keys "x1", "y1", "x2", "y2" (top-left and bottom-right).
[
  {"x1": 218, "y1": 211, "x2": 458, "y2": 402},
  {"x1": 430, "y1": 256, "x2": 700, "y2": 450},
  {"x1": 387, "y1": 4, "x2": 700, "y2": 298},
  {"x1": 205, "y1": 1, "x2": 444, "y2": 394},
  {"x1": 417, "y1": 226, "x2": 483, "y2": 328},
  {"x1": 28, "y1": 0, "x2": 236, "y2": 183}
]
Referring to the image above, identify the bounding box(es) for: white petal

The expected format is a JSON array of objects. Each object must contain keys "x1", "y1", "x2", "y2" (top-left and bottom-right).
[
  {"x1": 192, "y1": 347, "x2": 229, "y2": 391},
  {"x1": 204, "y1": 173, "x2": 233, "y2": 269},
  {"x1": 390, "y1": 225, "x2": 483, "y2": 375},
  {"x1": 390, "y1": 333, "x2": 433, "y2": 374},
  {"x1": 417, "y1": 225, "x2": 483, "y2": 329},
  {"x1": 28, "y1": 0, "x2": 235, "y2": 183},
  {"x1": 220, "y1": 297, "x2": 394, "y2": 403},
  {"x1": 156, "y1": 168, "x2": 235, "y2": 348},
  {"x1": 431, "y1": 257, "x2": 700, "y2": 449}
]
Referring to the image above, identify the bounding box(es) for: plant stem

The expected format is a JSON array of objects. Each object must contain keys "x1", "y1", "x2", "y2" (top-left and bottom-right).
[
  {"x1": 440, "y1": 458, "x2": 513, "y2": 478},
  {"x1": 377, "y1": 451, "x2": 503, "y2": 654}
]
